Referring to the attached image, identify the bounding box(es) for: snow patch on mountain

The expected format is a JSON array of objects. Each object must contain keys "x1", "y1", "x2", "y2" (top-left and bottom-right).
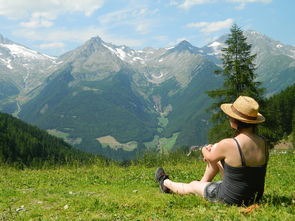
[
  {"x1": 0, "y1": 58, "x2": 13, "y2": 69},
  {"x1": 208, "y1": 41, "x2": 221, "y2": 48},
  {"x1": 165, "y1": 46, "x2": 174, "y2": 50},
  {"x1": 115, "y1": 48, "x2": 127, "y2": 60},
  {"x1": 102, "y1": 43, "x2": 147, "y2": 64},
  {"x1": 102, "y1": 43, "x2": 126, "y2": 60},
  {"x1": 206, "y1": 41, "x2": 224, "y2": 56},
  {"x1": 132, "y1": 57, "x2": 145, "y2": 64},
  {"x1": 0, "y1": 43, "x2": 56, "y2": 60}
]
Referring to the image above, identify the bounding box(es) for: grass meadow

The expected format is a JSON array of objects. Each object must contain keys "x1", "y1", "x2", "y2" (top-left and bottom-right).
[{"x1": 0, "y1": 150, "x2": 294, "y2": 220}]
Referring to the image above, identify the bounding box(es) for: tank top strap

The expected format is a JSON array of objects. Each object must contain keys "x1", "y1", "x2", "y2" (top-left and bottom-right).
[
  {"x1": 260, "y1": 136, "x2": 269, "y2": 164},
  {"x1": 233, "y1": 138, "x2": 246, "y2": 166}
]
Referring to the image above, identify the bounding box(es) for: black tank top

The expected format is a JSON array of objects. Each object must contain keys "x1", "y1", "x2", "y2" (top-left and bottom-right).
[{"x1": 217, "y1": 138, "x2": 267, "y2": 206}]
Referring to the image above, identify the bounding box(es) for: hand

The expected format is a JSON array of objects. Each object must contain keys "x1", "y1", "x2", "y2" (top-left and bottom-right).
[
  {"x1": 202, "y1": 144, "x2": 214, "y2": 162},
  {"x1": 203, "y1": 144, "x2": 213, "y2": 152}
]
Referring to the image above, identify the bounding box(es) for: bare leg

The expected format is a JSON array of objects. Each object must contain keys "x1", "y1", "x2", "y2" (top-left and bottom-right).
[
  {"x1": 164, "y1": 179, "x2": 210, "y2": 197},
  {"x1": 159, "y1": 161, "x2": 224, "y2": 197},
  {"x1": 200, "y1": 161, "x2": 224, "y2": 182}
]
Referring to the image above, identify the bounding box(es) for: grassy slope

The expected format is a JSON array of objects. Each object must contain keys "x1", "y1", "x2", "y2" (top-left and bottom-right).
[{"x1": 0, "y1": 151, "x2": 294, "y2": 220}]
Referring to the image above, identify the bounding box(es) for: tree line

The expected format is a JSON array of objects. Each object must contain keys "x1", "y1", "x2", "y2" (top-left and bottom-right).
[
  {"x1": 262, "y1": 84, "x2": 295, "y2": 146},
  {"x1": 0, "y1": 112, "x2": 93, "y2": 168}
]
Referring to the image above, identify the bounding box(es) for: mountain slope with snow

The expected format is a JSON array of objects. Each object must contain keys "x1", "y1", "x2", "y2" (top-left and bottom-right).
[{"x1": 0, "y1": 34, "x2": 59, "y2": 114}]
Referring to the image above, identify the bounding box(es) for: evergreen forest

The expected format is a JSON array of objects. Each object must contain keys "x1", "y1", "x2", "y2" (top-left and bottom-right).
[
  {"x1": 0, "y1": 112, "x2": 93, "y2": 168},
  {"x1": 262, "y1": 83, "x2": 295, "y2": 146}
]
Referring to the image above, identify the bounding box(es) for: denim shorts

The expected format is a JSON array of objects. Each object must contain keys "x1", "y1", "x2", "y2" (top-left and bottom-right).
[{"x1": 204, "y1": 181, "x2": 222, "y2": 202}]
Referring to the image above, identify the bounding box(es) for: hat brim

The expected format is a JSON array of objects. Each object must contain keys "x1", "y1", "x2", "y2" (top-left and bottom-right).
[{"x1": 220, "y1": 103, "x2": 265, "y2": 124}]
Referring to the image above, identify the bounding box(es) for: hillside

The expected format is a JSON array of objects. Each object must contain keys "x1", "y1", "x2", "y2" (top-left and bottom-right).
[
  {"x1": 0, "y1": 112, "x2": 91, "y2": 167},
  {"x1": 0, "y1": 150, "x2": 294, "y2": 220},
  {"x1": 18, "y1": 65, "x2": 157, "y2": 160}
]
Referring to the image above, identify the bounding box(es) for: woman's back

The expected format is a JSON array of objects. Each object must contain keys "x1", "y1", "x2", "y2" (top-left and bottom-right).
[
  {"x1": 223, "y1": 133, "x2": 268, "y2": 168},
  {"x1": 217, "y1": 134, "x2": 268, "y2": 205}
]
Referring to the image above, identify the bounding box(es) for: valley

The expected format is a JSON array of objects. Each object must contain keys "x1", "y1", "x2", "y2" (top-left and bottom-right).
[{"x1": 1, "y1": 31, "x2": 295, "y2": 159}]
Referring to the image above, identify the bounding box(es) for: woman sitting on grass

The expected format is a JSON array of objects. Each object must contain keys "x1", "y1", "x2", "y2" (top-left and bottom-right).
[{"x1": 155, "y1": 96, "x2": 269, "y2": 206}]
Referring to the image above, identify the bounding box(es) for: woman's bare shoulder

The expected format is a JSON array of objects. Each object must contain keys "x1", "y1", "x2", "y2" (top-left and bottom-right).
[
  {"x1": 212, "y1": 138, "x2": 235, "y2": 154},
  {"x1": 217, "y1": 138, "x2": 234, "y2": 147}
]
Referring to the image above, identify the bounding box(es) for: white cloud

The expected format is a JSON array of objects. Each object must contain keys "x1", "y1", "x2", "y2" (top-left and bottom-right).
[
  {"x1": 176, "y1": 0, "x2": 216, "y2": 9},
  {"x1": 226, "y1": 0, "x2": 272, "y2": 9},
  {"x1": 0, "y1": 0, "x2": 104, "y2": 19},
  {"x1": 13, "y1": 26, "x2": 144, "y2": 50},
  {"x1": 136, "y1": 23, "x2": 150, "y2": 34},
  {"x1": 153, "y1": 35, "x2": 169, "y2": 43},
  {"x1": 99, "y1": 9, "x2": 130, "y2": 25},
  {"x1": 187, "y1": 18, "x2": 234, "y2": 33},
  {"x1": 38, "y1": 42, "x2": 65, "y2": 49},
  {"x1": 172, "y1": 0, "x2": 272, "y2": 9},
  {"x1": 169, "y1": 0, "x2": 179, "y2": 6},
  {"x1": 99, "y1": 7, "x2": 158, "y2": 25},
  {"x1": 227, "y1": 0, "x2": 272, "y2": 3},
  {"x1": 20, "y1": 12, "x2": 55, "y2": 28},
  {"x1": 13, "y1": 26, "x2": 104, "y2": 43},
  {"x1": 98, "y1": 7, "x2": 158, "y2": 35}
]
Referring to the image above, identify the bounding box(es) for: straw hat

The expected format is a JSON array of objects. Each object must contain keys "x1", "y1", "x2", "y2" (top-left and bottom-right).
[{"x1": 220, "y1": 96, "x2": 265, "y2": 124}]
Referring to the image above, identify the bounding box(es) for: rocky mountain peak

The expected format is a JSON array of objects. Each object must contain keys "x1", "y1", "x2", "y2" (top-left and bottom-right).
[
  {"x1": 85, "y1": 36, "x2": 103, "y2": 46},
  {"x1": 168, "y1": 40, "x2": 199, "y2": 53}
]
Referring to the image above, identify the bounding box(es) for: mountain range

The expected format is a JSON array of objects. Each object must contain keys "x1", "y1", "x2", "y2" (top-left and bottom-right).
[{"x1": 1, "y1": 31, "x2": 295, "y2": 159}]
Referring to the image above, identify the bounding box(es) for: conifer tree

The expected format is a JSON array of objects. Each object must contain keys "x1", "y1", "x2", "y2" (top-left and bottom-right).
[{"x1": 207, "y1": 24, "x2": 264, "y2": 142}]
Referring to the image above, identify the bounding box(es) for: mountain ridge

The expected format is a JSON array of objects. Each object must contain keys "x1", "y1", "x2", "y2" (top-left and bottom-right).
[{"x1": 1, "y1": 31, "x2": 295, "y2": 159}]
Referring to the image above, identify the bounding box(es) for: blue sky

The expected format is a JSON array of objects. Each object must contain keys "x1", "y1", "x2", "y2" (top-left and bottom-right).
[{"x1": 0, "y1": 0, "x2": 294, "y2": 56}]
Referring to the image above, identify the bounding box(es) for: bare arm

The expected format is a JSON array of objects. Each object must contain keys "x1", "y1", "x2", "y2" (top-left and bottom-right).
[{"x1": 202, "y1": 140, "x2": 228, "y2": 164}]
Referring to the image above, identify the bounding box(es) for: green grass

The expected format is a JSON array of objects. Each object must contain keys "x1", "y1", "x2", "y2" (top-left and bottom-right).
[
  {"x1": 97, "y1": 136, "x2": 138, "y2": 152},
  {"x1": 159, "y1": 133, "x2": 180, "y2": 153},
  {"x1": 47, "y1": 129, "x2": 70, "y2": 140},
  {"x1": 47, "y1": 129, "x2": 82, "y2": 146},
  {"x1": 0, "y1": 150, "x2": 294, "y2": 220},
  {"x1": 158, "y1": 116, "x2": 169, "y2": 128},
  {"x1": 144, "y1": 133, "x2": 179, "y2": 153}
]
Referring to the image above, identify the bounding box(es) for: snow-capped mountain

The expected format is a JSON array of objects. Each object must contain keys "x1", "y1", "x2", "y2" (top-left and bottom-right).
[
  {"x1": 199, "y1": 31, "x2": 295, "y2": 95},
  {"x1": 0, "y1": 34, "x2": 58, "y2": 90},
  {"x1": 18, "y1": 35, "x2": 221, "y2": 159},
  {"x1": 245, "y1": 30, "x2": 295, "y2": 60},
  {"x1": 1, "y1": 31, "x2": 295, "y2": 159},
  {"x1": 58, "y1": 37, "x2": 208, "y2": 87},
  {"x1": 0, "y1": 34, "x2": 60, "y2": 114},
  {"x1": 243, "y1": 30, "x2": 295, "y2": 95}
]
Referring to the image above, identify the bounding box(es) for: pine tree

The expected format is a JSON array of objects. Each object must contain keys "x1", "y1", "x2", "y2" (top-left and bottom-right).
[{"x1": 207, "y1": 24, "x2": 265, "y2": 143}]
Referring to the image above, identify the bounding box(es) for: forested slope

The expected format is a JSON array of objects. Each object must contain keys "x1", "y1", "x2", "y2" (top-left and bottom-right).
[
  {"x1": 261, "y1": 83, "x2": 295, "y2": 146},
  {"x1": 0, "y1": 112, "x2": 92, "y2": 167}
]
